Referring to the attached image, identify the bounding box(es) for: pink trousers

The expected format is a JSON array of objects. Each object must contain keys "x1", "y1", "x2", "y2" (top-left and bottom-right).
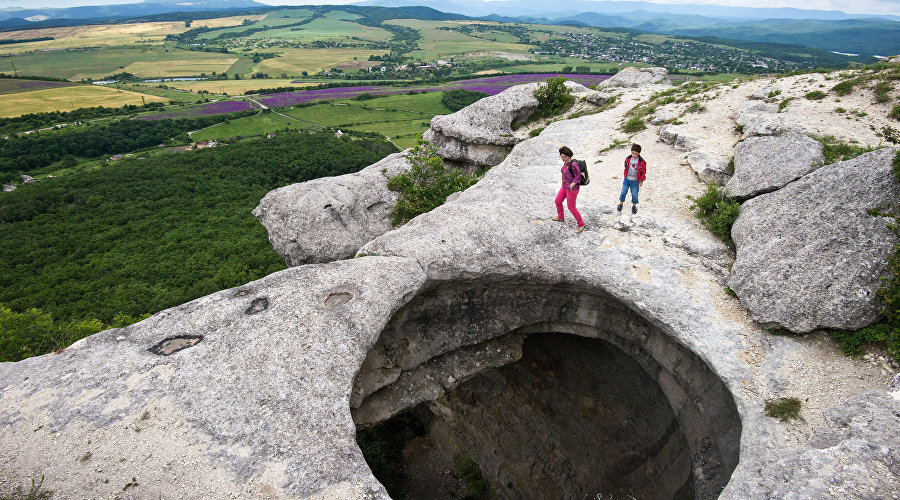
[{"x1": 555, "y1": 186, "x2": 584, "y2": 227}]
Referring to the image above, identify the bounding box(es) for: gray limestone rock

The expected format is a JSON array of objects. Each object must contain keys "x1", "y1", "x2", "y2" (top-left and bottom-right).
[
  {"x1": 687, "y1": 149, "x2": 732, "y2": 184},
  {"x1": 751, "y1": 86, "x2": 780, "y2": 100},
  {"x1": 726, "y1": 133, "x2": 825, "y2": 200},
  {"x1": 742, "y1": 116, "x2": 786, "y2": 139},
  {"x1": 729, "y1": 147, "x2": 900, "y2": 332},
  {"x1": 659, "y1": 123, "x2": 698, "y2": 150},
  {"x1": 252, "y1": 152, "x2": 409, "y2": 266},
  {"x1": 580, "y1": 89, "x2": 613, "y2": 106},
  {"x1": 423, "y1": 83, "x2": 543, "y2": 166},
  {"x1": 20, "y1": 174, "x2": 35, "y2": 183},
  {"x1": 649, "y1": 108, "x2": 678, "y2": 125},
  {"x1": 1, "y1": 183, "x2": 14, "y2": 192},
  {"x1": 598, "y1": 66, "x2": 671, "y2": 88},
  {"x1": 729, "y1": 390, "x2": 900, "y2": 499}
]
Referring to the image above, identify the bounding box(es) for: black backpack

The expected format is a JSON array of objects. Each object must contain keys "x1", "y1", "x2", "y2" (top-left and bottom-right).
[{"x1": 569, "y1": 160, "x2": 590, "y2": 186}]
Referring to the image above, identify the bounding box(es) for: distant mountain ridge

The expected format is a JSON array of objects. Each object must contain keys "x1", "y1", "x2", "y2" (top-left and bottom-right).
[
  {"x1": 353, "y1": 0, "x2": 900, "y2": 21},
  {"x1": 0, "y1": 0, "x2": 266, "y2": 23}
]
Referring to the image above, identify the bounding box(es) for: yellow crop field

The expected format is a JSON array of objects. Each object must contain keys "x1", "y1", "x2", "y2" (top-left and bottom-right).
[
  {"x1": 251, "y1": 48, "x2": 389, "y2": 76},
  {"x1": 122, "y1": 58, "x2": 239, "y2": 78},
  {"x1": 385, "y1": 20, "x2": 533, "y2": 61},
  {"x1": 0, "y1": 86, "x2": 167, "y2": 118},
  {"x1": 160, "y1": 79, "x2": 318, "y2": 94},
  {"x1": 191, "y1": 15, "x2": 267, "y2": 28},
  {"x1": 0, "y1": 22, "x2": 189, "y2": 55}
]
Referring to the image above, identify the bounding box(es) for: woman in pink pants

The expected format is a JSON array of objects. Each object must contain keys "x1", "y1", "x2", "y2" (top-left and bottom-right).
[{"x1": 552, "y1": 146, "x2": 586, "y2": 233}]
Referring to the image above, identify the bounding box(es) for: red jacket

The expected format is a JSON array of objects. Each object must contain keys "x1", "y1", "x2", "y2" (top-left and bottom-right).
[{"x1": 623, "y1": 155, "x2": 646, "y2": 182}]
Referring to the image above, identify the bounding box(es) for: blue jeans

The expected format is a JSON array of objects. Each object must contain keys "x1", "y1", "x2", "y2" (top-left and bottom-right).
[{"x1": 619, "y1": 179, "x2": 639, "y2": 204}]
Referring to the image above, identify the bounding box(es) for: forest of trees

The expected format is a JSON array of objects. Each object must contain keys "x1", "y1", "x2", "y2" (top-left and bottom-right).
[
  {"x1": 0, "y1": 112, "x2": 257, "y2": 179},
  {"x1": 0, "y1": 131, "x2": 397, "y2": 361}
]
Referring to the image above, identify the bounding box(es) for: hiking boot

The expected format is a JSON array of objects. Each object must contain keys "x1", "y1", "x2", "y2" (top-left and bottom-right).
[
  {"x1": 616, "y1": 203, "x2": 623, "y2": 212},
  {"x1": 551, "y1": 216, "x2": 563, "y2": 222},
  {"x1": 576, "y1": 225, "x2": 586, "y2": 234},
  {"x1": 631, "y1": 205, "x2": 638, "y2": 214}
]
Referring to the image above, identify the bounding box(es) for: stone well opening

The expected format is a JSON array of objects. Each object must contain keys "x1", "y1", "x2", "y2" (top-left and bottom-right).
[{"x1": 351, "y1": 281, "x2": 741, "y2": 500}]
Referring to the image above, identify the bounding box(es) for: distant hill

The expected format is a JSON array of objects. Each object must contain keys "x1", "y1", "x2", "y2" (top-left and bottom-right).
[
  {"x1": 0, "y1": 0, "x2": 266, "y2": 23},
  {"x1": 355, "y1": 0, "x2": 900, "y2": 21}
]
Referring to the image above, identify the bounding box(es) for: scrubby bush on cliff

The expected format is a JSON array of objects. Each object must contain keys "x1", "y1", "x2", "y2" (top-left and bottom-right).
[
  {"x1": 531, "y1": 76, "x2": 574, "y2": 120},
  {"x1": 688, "y1": 184, "x2": 740, "y2": 247},
  {"x1": 387, "y1": 139, "x2": 482, "y2": 225}
]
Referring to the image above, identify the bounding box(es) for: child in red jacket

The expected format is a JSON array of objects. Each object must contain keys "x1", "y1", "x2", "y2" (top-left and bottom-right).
[{"x1": 617, "y1": 144, "x2": 646, "y2": 214}]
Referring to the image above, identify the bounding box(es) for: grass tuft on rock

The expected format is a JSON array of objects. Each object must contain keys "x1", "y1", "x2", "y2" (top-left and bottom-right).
[{"x1": 764, "y1": 397, "x2": 802, "y2": 422}]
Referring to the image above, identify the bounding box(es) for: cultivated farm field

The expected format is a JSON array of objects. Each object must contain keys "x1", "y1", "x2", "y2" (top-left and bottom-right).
[
  {"x1": 122, "y1": 57, "x2": 239, "y2": 78},
  {"x1": 0, "y1": 22, "x2": 188, "y2": 55},
  {"x1": 0, "y1": 85, "x2": 167, "y2": 117},
  {"x1": 190, "y1": 111, "x2": 314, "y2": 141},
  {"x1": 250, "y1": 47, "x2": 389, "y2": 76},
  {"x1": 159, "y1": 79, "x2": 318, "y2": 94},
  {"x1": 0, "y1": 45, "x2": 253, "y2": 80},
  {"x1": 386, "y1": 20, "x2": 534, "y2": 60},
  {"x1": 247, "y1": 18, "x2": 393, "y2": 43}
]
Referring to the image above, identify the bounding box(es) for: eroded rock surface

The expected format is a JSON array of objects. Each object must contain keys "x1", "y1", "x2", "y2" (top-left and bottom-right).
[
  {"x1": 728, "y1": 390, "x2": 900, "y2": 499},
  {"x1": 423, "y1": 83, "x2": 543, "y2": 167},
  {"x1": 252, "y1": 152, "x2": 409, "y2": 266},
  {"x1": 659, "y1": 123, "x2": 698, "y2": 150},
  {"x1": 687, "y1": 149, "x2": 731, "y2": 184},
  {"x1": 726, "y1": 133, "x2": 825, "y2": 200},
  {"x1": 729, "y1": 147, "x2": 900, "y2": 332},
  {"x1": 598, "y1": 66, "x2": 671, "y2": 88}
]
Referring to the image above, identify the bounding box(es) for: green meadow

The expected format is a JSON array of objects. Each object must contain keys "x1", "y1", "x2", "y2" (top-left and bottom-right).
[
  {"x1": 187, "y1": 92, "x2": 452, "y2": 148},
  {"x1": 190, "y1": 111, "x2": 314, "y2": 141}
]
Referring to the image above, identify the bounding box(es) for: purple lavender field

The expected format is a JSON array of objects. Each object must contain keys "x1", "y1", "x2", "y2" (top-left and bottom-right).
[
  {"x1": 137, "y1": 74, "x2": 609, "y2": 119},
  {"x1": 0, "y1": 79, "x2": 76, "y2": 95},
  {"x1": 137, "y1": 100, "x2": 257, "y2": 120},
  {"x1": 262, "y1": 73, "x2": 611, "y2": 107}
]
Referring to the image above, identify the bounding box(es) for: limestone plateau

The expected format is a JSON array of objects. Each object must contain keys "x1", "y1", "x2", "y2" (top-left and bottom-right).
[{"x1": 2, "y1": 65, "x2": 899, "y2": 499}]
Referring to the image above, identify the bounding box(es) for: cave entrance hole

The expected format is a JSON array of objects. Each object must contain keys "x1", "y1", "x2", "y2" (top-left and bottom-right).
[{"x1": 351, "y1": 282, "x2": 741, "y2": 500}]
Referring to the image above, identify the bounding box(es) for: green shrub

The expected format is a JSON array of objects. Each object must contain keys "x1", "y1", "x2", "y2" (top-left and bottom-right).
[
  {"x1": 529, "y1": 126, "x2": 545, "y2": 137},
  {"x1": 832, "y1": 80, "x2": 856, "y2": 96},
  {"x1": 778, "y1": 97, "x2": 795, "y2": 112},
  {"x1": 688, "y1": 184, "x2": 740, "y2": 246},
  {"x1": 764, "y1": 397, "x2": 802, "y2": 422},
  {"x1": 804, "y1": 90, "x2": 826, "y2": 100},
  {"x1": 767, "y1": 89, "x2": 782, "y2": 98},
  {"x1": 686, "y1": 101, "x2": 706, "y2": 113},
  {"x1": 874, "y1": 81, "x2": 893, "y2": 103},
  {"x1": 621, "y1": 116, "x2": 646, "y2": 133},
  {"x1": 387, "y1": 139, "x2": 482, "y2": 225},
  {"x1": 0, "y1": 304, "x2": 148, "y2": 362},
  {"x1": 441, "y1": 89, "x2": 489, "y2": 112},
  {"x1": 456, "y1": 456, "x2": 488, "y2": 500},
  {"x1": 531, "y1": 76, "x2": 574, "y2": 120}
]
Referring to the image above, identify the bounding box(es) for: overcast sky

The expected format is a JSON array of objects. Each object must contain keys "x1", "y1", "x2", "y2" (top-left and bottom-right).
[{"x1": 0, "y1": 0, "x2": 898, "y2": 16}]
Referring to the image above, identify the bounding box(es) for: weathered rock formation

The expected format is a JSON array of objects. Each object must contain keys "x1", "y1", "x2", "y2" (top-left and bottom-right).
[
  {"x1": 598, "y1": 66, "x2": 671, "y2": 88},
  {"x1": 729, "y1": 147, "x2": 899, "y2": 332},
  {"x1": 687, "y1": 149, "x2": 731, "y2": 184},
  {"x1": 253, "y1": 152, "x2": 409, "y2": 265},
  {"x1": 660, "y1": 123, "x2": 699, "y2": 150},
  {"x1": 726, "y1": 132, "x2": 825, "y2": 200},
  {"x1": 423, "y1": 81, "x2": 596, "y2": 168}
]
